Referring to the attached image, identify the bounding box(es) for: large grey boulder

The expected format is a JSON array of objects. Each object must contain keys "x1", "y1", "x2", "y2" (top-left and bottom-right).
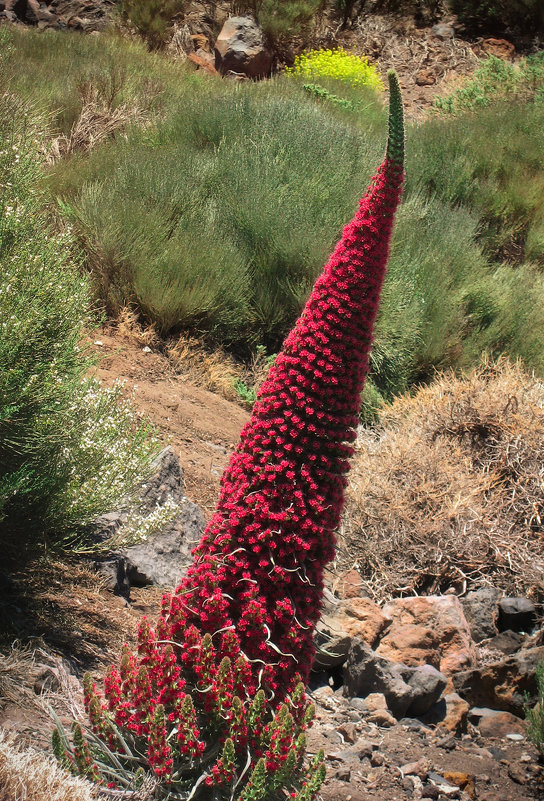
[
  {"x1": 95, "y1": 447, "x2": 206, "y2": 593},
  {"x1": 214, "y1": 17, "x2": 273, "y2": 78},
  {"x1": 343, "y1": 638, "x2": 447, "y2": 719},
  {"x1": 121, "y1": 500, "x2": 205, "y2": 588}
]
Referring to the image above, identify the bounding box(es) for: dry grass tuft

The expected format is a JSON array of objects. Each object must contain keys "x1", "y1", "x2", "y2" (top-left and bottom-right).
[
  {"x1": 0, "y1": 640, "x2": 84, "y2": 738},
  {"x1": 0, "y1": 730, "x2": 100, "y2": 801},
  {"x1": 167, "y1": 333, "x2": 243, "y2": 402},
  {"x1": 342, "y1": 358, "x2": 544, "y2": 603},
  {"x1": 116, "y1": 306, "x2": 160, "y2": 349},
  {"x1": 48, "y1": 74, "x2": 155, "y2": 162}
]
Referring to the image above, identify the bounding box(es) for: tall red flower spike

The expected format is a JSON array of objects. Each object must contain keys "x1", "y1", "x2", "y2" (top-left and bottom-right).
[
  {"x1": 163, "y1": 71, "x2": 405, "y2": 701},
  {"x1": 63, "y1": 73, "x2": 406, "y2": 797}
]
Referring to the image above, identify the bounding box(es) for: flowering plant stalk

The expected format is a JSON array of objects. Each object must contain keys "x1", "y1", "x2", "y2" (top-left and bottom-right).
[{"x1": 55, "y1": 71, "x2": 404, "y2": 799}]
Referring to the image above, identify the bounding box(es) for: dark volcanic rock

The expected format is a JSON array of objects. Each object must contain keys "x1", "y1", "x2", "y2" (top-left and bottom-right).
[
  {"x1": 498, "y1": 597, "x2": 536, "y2": 634},
  {"x1": 461, "y1": 587, "x2": 501, "y2": 643},
  {"x1": 453, "y1": 645, "x2": 544, "y2": 715},
  {"x1": 96, "y1": 447, "x2": 206, "y2": 592},
  {"x1": 343, "y1": 639, "x2": 447, "y2": 718}
]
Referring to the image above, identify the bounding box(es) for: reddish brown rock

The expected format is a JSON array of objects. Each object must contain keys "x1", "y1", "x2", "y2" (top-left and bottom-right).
[
  {"x1": 416, "y1": 69, "x2": 436, "y2": 86},
  {"x1": 333, "y1": 568, "x2": 364, "y2": 599},
  {"x1": 483, "y1": 38, "x2": 515, "y2": 60},
  {"x1": 400, "y1": 758, "x2": 431, "y2": 779},
  {"x1": 477, "y1": 711, "x2": 526, "y2": 738},
  {"x1": 443, "y1": 771, "x2": 475, "y2": 798},
  {"x1": 214, "y1": 16, "x2": 273, "y2": 78},
  {"x1": 337, "y1": 597, "x2": 391, "y2": 647},
  {"x1": 364, "y1": 692, "x2": 388, "y2": 712},
  {"x1": 453, "y1": 645, "x2": 544, "y2": 715},
  {"x1": 377, "y1": 596, "x2": 476, "y2": 675},
  {"x1": 188, "y1": 52, "x2": 219, "y2": 75},
  {"x1": 423, "y1": 692, "x2": 470, "y2": 733},
  {"x1": 368, "y1": 708, "x2": 396, "y2": 727},
  {"x1": 442, "y1": 692, "x2": 470, "y2": 733}
]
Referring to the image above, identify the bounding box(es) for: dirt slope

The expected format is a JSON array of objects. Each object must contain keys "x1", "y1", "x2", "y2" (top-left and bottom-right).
[{"x1": 92, "y1": 330, "x2": 249, "y2": 513}]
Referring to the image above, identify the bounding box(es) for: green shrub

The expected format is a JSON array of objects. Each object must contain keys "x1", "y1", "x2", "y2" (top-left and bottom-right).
[
  {"x1": 447, "y1": 0, "x2": 544, "y2": 35},
  {"x1": 411, "y1": 88, "x2": 544, "y2": 267},
  {"x1": 254, "y1": 0, "x2": 324, "y2": 41},
  {"x1": 286, "y1": 48, "x2": 384, "y2": 91},
  {"x1": 0, "y1": 89, "x2": 157, "y2": 539},
  {"x1": 120, "y1": 0, "x2": 186, "y2": 50},
  {"x1": 56, "y1": 79, "x2": 384, "y2": 348},
  {"x1": 2, "y1": 27, "x2": 199, "y2": 139},
  {"x1": 434, "y1": 53, "x2": 544, "y2": 114},
  {"x1": 303, "y1": 82, "x2": 355, "y2": 109}
]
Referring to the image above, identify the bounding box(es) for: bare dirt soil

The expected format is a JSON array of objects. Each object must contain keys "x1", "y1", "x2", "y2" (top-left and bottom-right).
[{"x1": 92, "y1": 329, "x2": 249, "y2": 514}]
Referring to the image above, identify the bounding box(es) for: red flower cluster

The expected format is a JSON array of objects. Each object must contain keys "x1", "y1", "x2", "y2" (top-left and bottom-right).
[{"x1": 56, "y1": 72, "x2": 405, "y2": 797}]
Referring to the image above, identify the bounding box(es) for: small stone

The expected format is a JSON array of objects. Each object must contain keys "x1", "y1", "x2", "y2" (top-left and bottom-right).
[
  {"x1": 431, "y1": 23, "x2": 454, "y2": 39},
  {"x1": 365, "y1": 692, "x2": 389, "y2": 712},
  {"x1": 443, "y1": 772, "x2": 475, "y2": 798},
  {"x1": 400, "y1": 759, "x2": 430, "y2": 779},
  {"x1": 505, "y1": 732, "x2": 524, "y2": 741},
  {"x1": 482, "y1": 630, "x2": 524, "y2": 655},
  {"x1": 482, "y1": 38, "x2": 515, "y2": 61},
  {"x1": 354, "y1": 739, "x2": 377, "y2": 758},
  {"x1": 477, "y1": 711, "x2": 526, "y2": 738},
  {"x1": 370, "y1": 751, "x2": 385, "y2": 766},
  {"x1": 337, "y1": 722, "x2": 358, "y2": 744},
  {"x1": 498, "y1": 597, "x2": 536, "y2": 633},
  {"x1": 334, "y1": 568, "x2": 364, "y2": 599},
  {"x1": 368, "y1": 709, "x2": 396, "y2": 727},
  {"x1": 507, "y1": 764, "x2": 526, "y2": 784},
  {"x1": 437, "y1": 735, "x2": 457, "y2": 750},
  {"x1": 416, "y1": 69, "x2": 436, "y2": 86},
  {"x1": 335, "y1": 766, "x2": 351, "y2": 781},
  {"x1": 422, "y1": 692, "x2": 469, "y2": 734},
  {"x1": 422, "y1": 785, "x2": 440, "y2": 800},
  {"x1": 312, "y1": 685, "x2": 334, "y2": 701}
]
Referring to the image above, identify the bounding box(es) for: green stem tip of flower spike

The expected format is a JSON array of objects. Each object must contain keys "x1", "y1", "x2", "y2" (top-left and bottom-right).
[{"x1": 386, "y1": 70, "x2": 405, "y2": 169}]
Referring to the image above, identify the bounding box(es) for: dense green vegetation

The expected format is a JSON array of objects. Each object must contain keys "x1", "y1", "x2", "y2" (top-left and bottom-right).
[
  {"x1": 448, "y1": 0, "x2": 543, "y2": 36},
  {"x1": 3, "y1": 27, "x2": 544, "y2": 420},
  {"x1": 0, "y1": 33, "x2": 158, "y2": 541}
]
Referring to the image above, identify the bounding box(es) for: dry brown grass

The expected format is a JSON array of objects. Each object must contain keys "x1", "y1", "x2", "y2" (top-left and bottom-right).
[
  {"x1": 115, "y1": 306, "x2": 160, "y2": 349},
  {"x1": 167, "y1": 333, "x2": 243, "y2": 401},
  {"x1": 48, "y1": 74, "x2": 155, "y2": 162},
  {"x1": 0, "y1": 642, "x2": 96, "y2": 801},
  {"x1": 342, "y1": 359, "x2": 544, "y2": 603},
  {"x1": 0, "y1": 731, "x2": 100, "y2": 801}
]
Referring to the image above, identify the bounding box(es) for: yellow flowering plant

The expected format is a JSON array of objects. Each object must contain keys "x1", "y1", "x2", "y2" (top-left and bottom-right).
[{"x1": 286, "y1": 47, "x2": 384, "y2": 91}]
